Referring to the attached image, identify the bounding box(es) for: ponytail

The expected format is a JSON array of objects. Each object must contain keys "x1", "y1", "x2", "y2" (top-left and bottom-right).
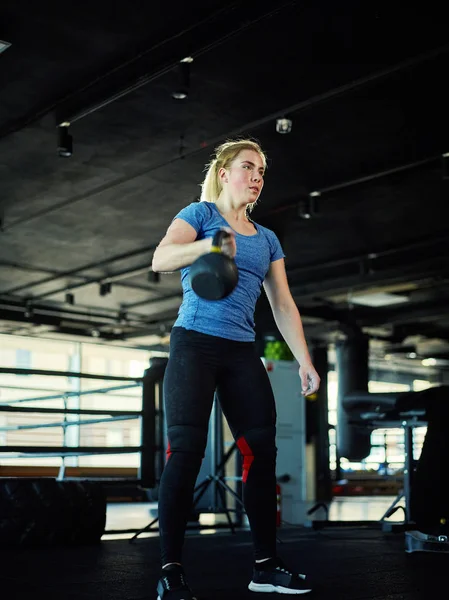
[{"x1": 199, "y1": 159, "x2": 221, "y2": 203}]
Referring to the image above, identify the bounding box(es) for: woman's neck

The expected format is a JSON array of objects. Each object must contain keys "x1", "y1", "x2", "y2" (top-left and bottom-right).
[{"x1": 215, "y1": 195, "x2": 248, "y2": 222}]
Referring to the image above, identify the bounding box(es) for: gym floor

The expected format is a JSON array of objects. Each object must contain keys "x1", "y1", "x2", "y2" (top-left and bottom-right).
[{"x1": 1, "y1": 498, "x2": 446, "y2": 599}]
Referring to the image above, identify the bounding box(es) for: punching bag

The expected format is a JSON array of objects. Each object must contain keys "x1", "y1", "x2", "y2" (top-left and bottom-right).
[{"x1": 336, "y1": 334, "x2": 372, "y2": 461}]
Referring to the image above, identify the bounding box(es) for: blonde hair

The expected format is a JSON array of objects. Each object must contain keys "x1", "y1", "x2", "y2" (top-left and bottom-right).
[{"x1": 199, "y1": 138, "x2": 267, "y2": 213}]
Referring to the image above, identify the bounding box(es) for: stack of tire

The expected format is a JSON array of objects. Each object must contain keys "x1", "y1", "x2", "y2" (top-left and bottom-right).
[{"x1": 0, "y1": 478, "x2": 106, "y2": 546}]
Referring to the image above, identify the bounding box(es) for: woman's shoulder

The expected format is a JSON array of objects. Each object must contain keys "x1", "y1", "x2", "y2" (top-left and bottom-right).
[
  {"x1": 182, "y1": 200, "x2": 214, "y2": 217},
  {"x1": 175, "y1": 200, "x2": 213, "y2": 220},
  {"x1": 253, "y1": 221, "x2": 278, "y2": 240}
]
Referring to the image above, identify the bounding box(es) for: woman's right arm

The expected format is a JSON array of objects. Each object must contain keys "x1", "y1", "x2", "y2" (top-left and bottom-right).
[{"x1": 151, "y1": 218, "x2": 212, "y2": 273}]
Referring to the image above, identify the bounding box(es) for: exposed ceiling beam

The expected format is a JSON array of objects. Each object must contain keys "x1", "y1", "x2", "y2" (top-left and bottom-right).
[
  {"x1": 0, "y1": 243, "x2": 158, "y2": 296},
  {"x1": 120, "y1": 293, "x2": 183, "y2": 310},
  {"x1": 290, "y1": 257, "x2": 449, "y2": 301},
  {"x1": 287, "y1": 232, "x2": 449, "y2": 279},
  {"x1": 0, "y1": 300, "x2": 145, "y2": 327},
  {"x1": 356, "y1": 298, "x2": 449, "y2": 328},
  {"x1": 391, "y1": 323, "x2": 449, "y2": 344},
  {"x1": 23, "y1": 262, "x2": 159, "y2": 302},
  {"x1": 257, "y1": 155, "x2": 442, "y2": 221},
  {"x1": 0, "y1": 260, "x2": 167, "y2": 294}
]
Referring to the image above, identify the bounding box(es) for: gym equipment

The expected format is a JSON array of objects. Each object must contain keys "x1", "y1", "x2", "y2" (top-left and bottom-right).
[
  {"x1": 189, "y1": 229, "x2": 238, "y2": 300},
  {"x1": 309, "y1": 385, "x2": 449, "y2": 539},
  {"x1": 262, "y1": 358, "x2": 308, "y2": 525},
  {"x1": 405, "y1": 530, "x2": 449, "y2": 553},
  {"x1": 337, "y1": 390, "x2": 424, "y2": 530},
  {"x1": 0, "y1": 363, "x2": 159, "y2": 539}
]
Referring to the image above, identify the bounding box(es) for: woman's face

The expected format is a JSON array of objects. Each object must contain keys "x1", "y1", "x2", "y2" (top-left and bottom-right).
[{"x1": 221, "y1": 149, "x2": 265, "y2": 207}]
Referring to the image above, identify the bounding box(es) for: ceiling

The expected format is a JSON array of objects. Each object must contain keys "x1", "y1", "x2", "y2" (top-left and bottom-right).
[{"x1": 0, "y1": 1, "x2": 448, "y2": 375}]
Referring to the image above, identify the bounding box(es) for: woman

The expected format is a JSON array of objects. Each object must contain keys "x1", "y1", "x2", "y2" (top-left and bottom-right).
[{"x1": 152, "y1": 139, "x2": 320, "y2": 599}]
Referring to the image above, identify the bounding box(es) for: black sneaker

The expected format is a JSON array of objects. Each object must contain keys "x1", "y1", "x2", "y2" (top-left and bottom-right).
[
  {"x1": 156, "y1": 564, "x2": 197, "y2": 600},
  {"x1": 248, "y1": 558, "x2": 312, "y2": 595}
]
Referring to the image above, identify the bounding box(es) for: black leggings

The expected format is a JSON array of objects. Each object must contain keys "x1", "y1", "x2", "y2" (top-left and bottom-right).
[{"x1": 158, "y1": 327, "x2": 278, "y2": 565}]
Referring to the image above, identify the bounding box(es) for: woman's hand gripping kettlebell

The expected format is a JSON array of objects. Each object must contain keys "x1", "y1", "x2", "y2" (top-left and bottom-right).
[
  {"x1": 216, "y1": 227, "x2": 236, "y2": 258},
  {"x1": 189, "y1": 228, "x2": 239, "y2": 300}
]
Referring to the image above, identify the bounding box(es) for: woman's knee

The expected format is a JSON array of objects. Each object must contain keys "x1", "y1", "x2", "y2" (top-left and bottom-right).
[{"x1": 166, "y1": 424, "x2": 208, "y2": 457}]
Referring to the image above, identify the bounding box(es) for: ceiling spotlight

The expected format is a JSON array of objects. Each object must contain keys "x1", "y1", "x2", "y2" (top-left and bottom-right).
[
  {"x1": 0, "y1": 40, "x2": 11, "y2": 54},
  {"x1": 298, "y1": 192, "x2": 320, "y2": 219},
  {"x1": 99, "y1": 282, "x2": 112, "y2": 296},
  {"x1": 172, "y1": 60, "x2": 191, "y2": 100},
  {"x1": 276, "y1": 118, "x2": 292, "y2": 134},
  {"x1": 421, "y1": 358, "x2": 437, "y2": 366},
  {"x1": 172, "y1": 91, "x2": 187, "y2": 100},
  {"x1": 57, "y1": 124, "x2": 72, "y2": 157},
  {"x1": 65, "y1": 293, "x2": 75, "y2": 305},
  {"x1": 297, "y1": 199, "x2": 312, "y2": 219}
]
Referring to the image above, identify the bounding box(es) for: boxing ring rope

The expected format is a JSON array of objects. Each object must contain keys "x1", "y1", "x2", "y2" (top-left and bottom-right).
[{"x1": 0, "y1": 361, "x2": 165, "y2": 489}]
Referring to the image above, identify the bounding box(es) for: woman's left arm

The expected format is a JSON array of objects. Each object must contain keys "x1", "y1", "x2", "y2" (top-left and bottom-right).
[{"x1": 263, "y1": 258, "x2": 320, "y2": 396}]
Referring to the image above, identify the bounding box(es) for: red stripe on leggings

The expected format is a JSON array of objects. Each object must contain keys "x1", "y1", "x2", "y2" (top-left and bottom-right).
[
  {"x1": 237, "y1": 436, "x2": 254, "y2": 483},
  {"x1": 166, "y1": 441, "x2": 171, "y2": 463}
]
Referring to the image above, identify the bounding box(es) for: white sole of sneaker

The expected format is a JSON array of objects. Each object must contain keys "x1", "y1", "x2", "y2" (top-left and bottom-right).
[
  {"x1": 248, "y1": 582, "x2": 312, "y2": 594},
  {"x1": 157, "y1": 597, "x2": 198, "y2": 600}
]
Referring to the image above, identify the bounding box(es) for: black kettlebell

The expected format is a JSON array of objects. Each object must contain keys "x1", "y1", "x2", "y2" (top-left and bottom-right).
[{"x1": 189, "y1": 230, "x2": 239, "y2": 300}]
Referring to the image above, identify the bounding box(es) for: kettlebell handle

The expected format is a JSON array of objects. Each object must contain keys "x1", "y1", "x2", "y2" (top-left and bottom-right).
[{"x1": 211, "y1": 229, "x2": 231, "y2": 253}]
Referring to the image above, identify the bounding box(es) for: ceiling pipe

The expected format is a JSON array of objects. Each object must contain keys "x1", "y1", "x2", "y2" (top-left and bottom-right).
[
  {"x1": 290, "y1": 259, "x2": 449, "y2": 302},
  {"x1": 257, "y1": 155, "x2": 441, "y2": 221},
  {"x1": 0, "y1": 299, "x2": 148, "y2": 327},
  {"x1": 119, "y1": 293, "x2": 183, "y2": 310},
  {"x1": 0, "y1": 244, "x2": 158, "y2": 296},
  {"x1": 31, "y1": 234, "x2": 444, "y2": 311},
  {"x1": 2, "y1": 228, "x2": 446, "y2": 306},
  {"x1": 27, "y1": 263, "x2": 162, "y2": 302},
  {"x1": 286, "y1": 232, "x2": 449, "y2": 277},
  {"x1": 0, "y1": 259, "x2": 164, "y2": 297}
]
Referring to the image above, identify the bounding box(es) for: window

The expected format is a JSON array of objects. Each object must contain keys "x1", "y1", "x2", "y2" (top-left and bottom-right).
[
  {"x1": 0, "y1": 334, "x2": 154, "y2": 470},
  {"x1": 16, "y1": 349, "x2": 32, "y2": 373}
]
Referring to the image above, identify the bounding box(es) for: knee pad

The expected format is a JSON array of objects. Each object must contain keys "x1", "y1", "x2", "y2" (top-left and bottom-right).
[
  {"x1": 166, "y1": 424, "x2": 207, "y2": 460},
  {"x1": 236, "y1": 426, "x2": 277, "y2": 482}
]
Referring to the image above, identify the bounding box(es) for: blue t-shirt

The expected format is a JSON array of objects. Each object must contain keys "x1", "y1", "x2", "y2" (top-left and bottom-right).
[{"x1": 172, "y1": 201, "x2": 285, "y2": 342}]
